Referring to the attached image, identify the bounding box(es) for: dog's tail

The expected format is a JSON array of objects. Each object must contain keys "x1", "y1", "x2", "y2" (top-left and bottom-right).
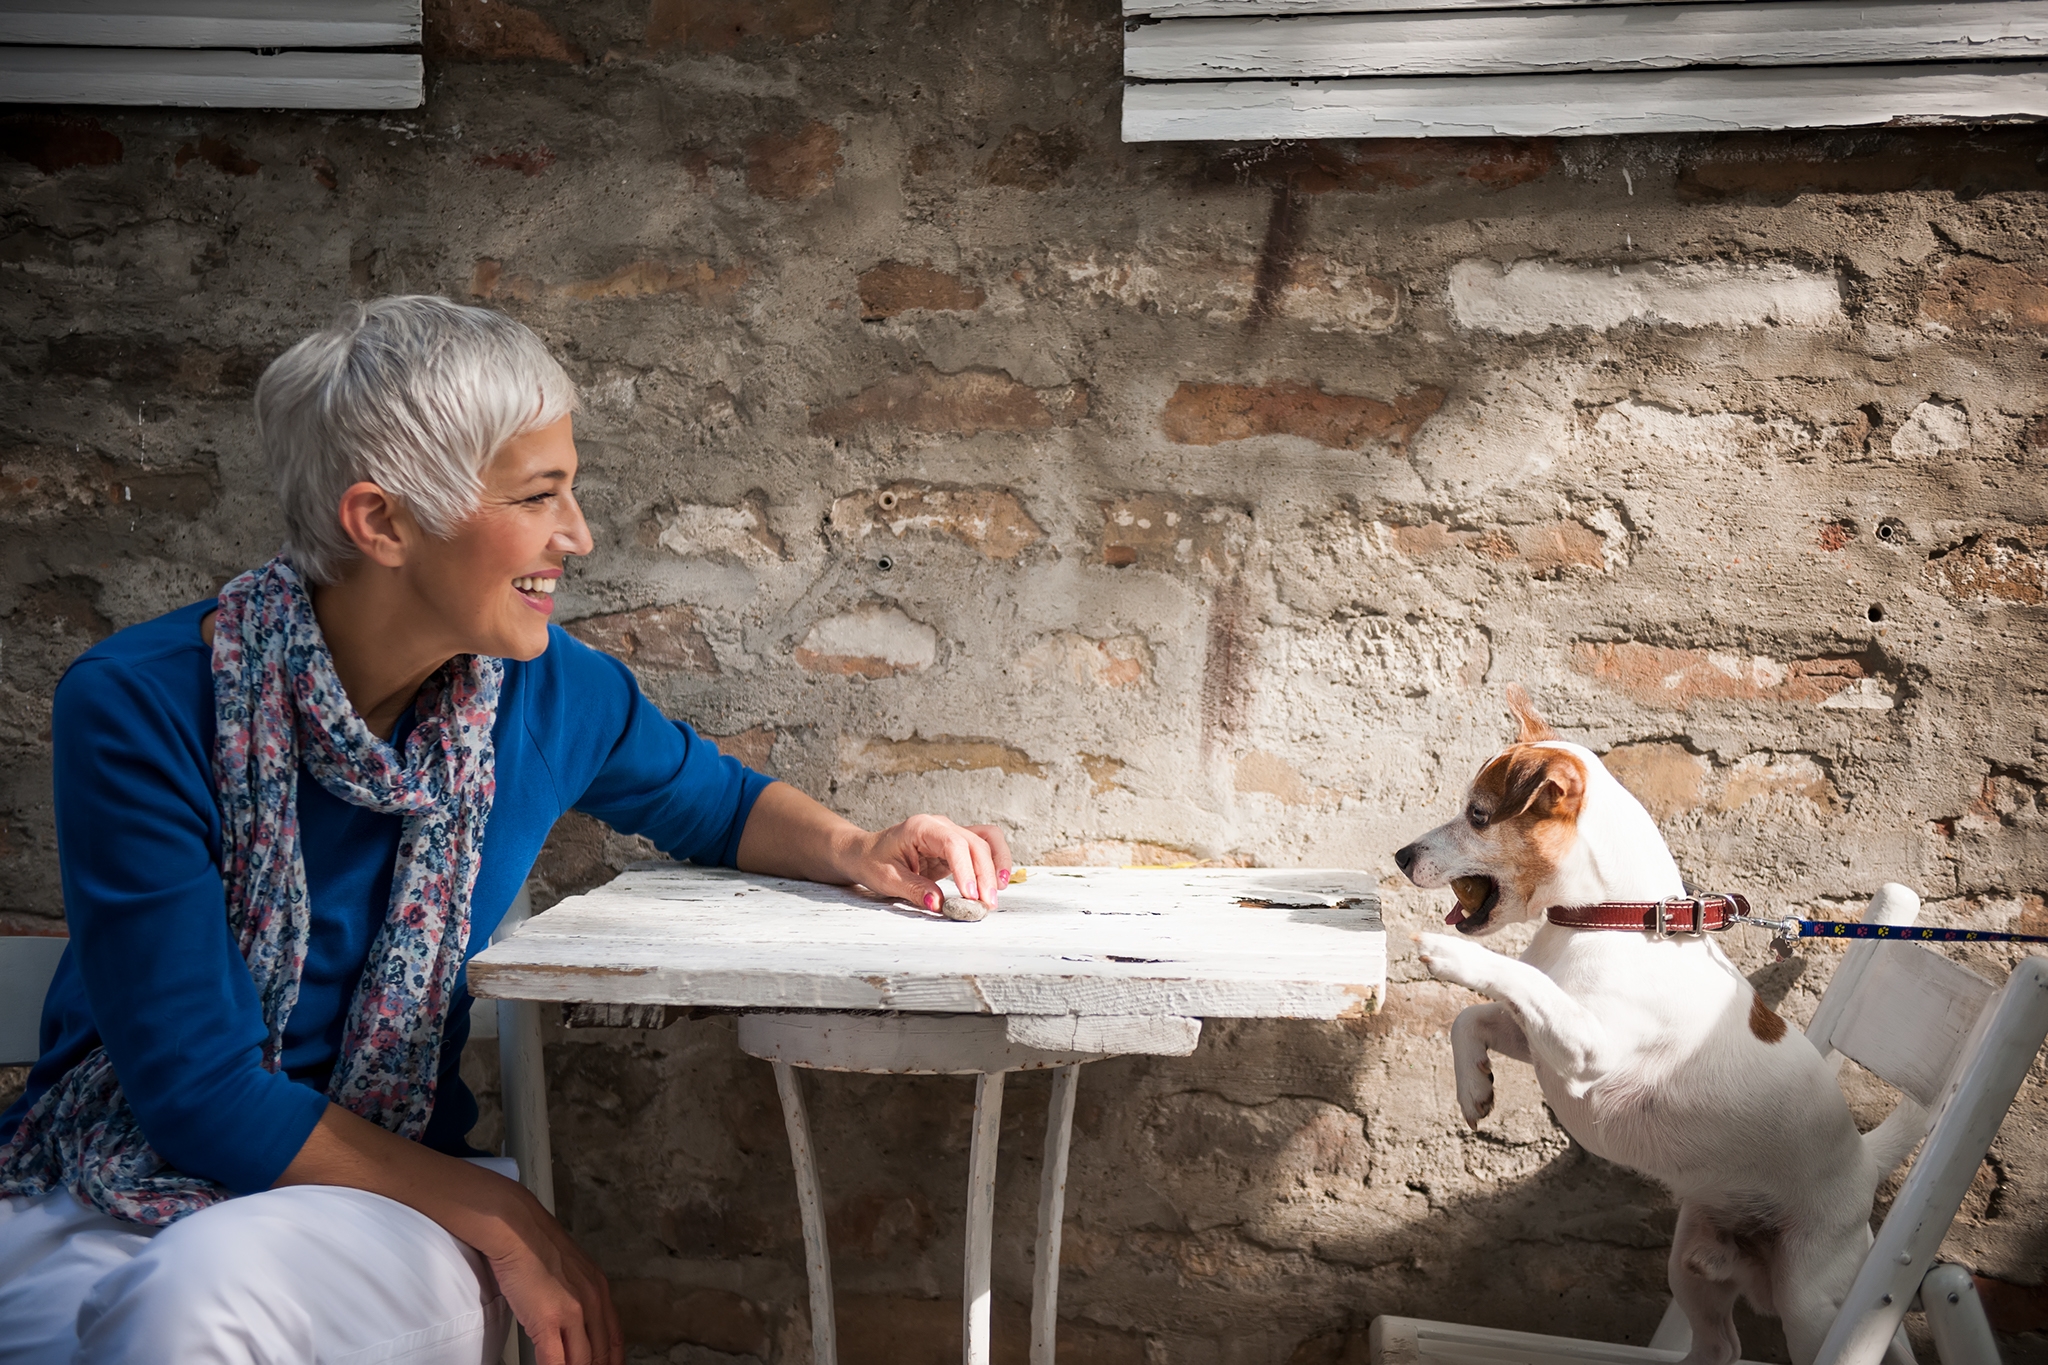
[{"x1": 1863, "y1": 1097, "x2": 1931, "y2": 1177}]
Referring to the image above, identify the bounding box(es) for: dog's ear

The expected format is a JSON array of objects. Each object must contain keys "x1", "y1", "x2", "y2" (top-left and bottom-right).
[
  {"x1": 1491, "y1": 746, "x2": 1587, "y2": 822},
  {"x1": 1505, "y1": 684, "x2": 1559, "y2": 744}
]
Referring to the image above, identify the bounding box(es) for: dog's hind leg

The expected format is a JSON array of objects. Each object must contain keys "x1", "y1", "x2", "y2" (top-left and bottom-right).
[
  {"x1": 1669, "y1": 1204, "x2": 1743, "y2": 1365},
  {"x1": 1772, "y1": 1227, "x2": 1917, "y2": 1365},
  {"x1": 1449, "y1": 1002, "x2": 1529, "y2": 1129}
]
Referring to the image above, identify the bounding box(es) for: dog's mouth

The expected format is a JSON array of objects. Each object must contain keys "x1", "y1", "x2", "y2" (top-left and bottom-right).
[{"x1": 1446, "y1": 876, "x2": 1500, "y2": 934}]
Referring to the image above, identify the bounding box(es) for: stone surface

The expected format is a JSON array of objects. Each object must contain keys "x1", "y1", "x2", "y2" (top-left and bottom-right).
[{"x1": 5, "y1": 7, "x2": 2048, "y2": 1362}]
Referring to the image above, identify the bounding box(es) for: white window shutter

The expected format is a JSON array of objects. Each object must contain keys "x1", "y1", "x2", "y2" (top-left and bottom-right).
[
  {"x1": 0, "y1": 0, "x2": 423, "y2": 109},
  {"x1": 1123, "y1": 0, "x2": 2048, "y2": 139}
]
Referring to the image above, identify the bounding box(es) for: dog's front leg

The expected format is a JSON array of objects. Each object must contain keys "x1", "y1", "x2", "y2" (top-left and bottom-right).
[
  {"x1": 1415, "y1": 933, "x2": 1619, "y2": 1095},
  {"x1": 1448, "y1": 1002, "x2": 1529, "y2": 1129}
]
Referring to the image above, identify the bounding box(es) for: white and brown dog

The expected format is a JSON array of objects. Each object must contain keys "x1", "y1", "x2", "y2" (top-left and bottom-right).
[{"x1": 1396, "y1": 690, "x2": 1920, "y2": 1365}]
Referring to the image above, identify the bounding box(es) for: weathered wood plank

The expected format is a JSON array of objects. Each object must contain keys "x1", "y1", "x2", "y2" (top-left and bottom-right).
[
  {"x1": 1126, "y1": 2, "x2": 2048, "y2": 80},
  {"x1": 0, "y1": 0, "x2": 419, "y2": 49},
  {"x1": 1129, "y1": 0, "x2": 1686, "y2": 13},
  {"x1": 0, "y1": 47, "x2": 423, "y2": 108},
  {"x1": 1121, "y1": 62, "x2": 2048, "y2": 140},
  {"x1": 469, "y1": 865, "x2": 1384, "y2": 1019}
]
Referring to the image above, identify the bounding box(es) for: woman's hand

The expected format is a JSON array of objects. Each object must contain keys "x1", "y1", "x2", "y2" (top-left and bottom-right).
[
  {"x1": 734, "y1": 782, "x2": 1013, "y2": 912},
  {"x1": 846, "y1": 813, "x2": 1014, "y2": 913},
  {"x1": 278, "y1": 1105, "x2": 623, "y2": 1365}
]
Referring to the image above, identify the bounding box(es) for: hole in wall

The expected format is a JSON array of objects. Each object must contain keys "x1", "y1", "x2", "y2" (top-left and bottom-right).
[
  {"x1": 876, "y1": 556, "x2": 894, "y2": 572},
  {"x1": 1868, "y1": 604, "x2": 1886, "y2": 622}
]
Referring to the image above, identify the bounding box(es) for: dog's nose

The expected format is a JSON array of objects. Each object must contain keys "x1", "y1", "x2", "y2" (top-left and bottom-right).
[{"x1": 1394, "y1": 844, "x2": 1417, "y2": 875}]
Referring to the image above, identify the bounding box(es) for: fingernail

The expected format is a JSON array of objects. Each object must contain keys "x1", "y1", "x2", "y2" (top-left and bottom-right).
[
  {"x1": 925, "y1": 892, "x2": 940, "y2": 912},
  {"x1": 960, "y1": 879, "x2": 978, "y2": 899},
  {"x1": 998, "y1": 869, "x2": 1012, "y2": 889}
]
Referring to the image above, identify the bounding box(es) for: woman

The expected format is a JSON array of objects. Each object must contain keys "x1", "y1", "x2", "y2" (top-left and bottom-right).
[{"x1": 0, "y1": 296, "x2": 1010, "y2": 1365}]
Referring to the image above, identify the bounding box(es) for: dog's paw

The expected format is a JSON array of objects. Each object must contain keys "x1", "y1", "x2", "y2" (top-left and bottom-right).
[
  {"x1": 1414, "y1": 932, "x2": 1492, "y2": 992},
  {"x1": 1456, "y1": 1055, "x2": 1495, "y2": 1130}
]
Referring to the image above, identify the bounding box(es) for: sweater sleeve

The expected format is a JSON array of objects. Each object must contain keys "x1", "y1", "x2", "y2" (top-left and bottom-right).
[
  {"x1": 536, "y1": 629, "x2": 772, "y2": 865},
  {"x1": 52, "y1": 658, "x2": 330, "y2": 1194}
]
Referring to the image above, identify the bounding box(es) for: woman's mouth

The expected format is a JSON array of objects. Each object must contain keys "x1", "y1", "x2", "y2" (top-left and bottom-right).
[
  {"x1": 512, "y1": 574, "x2": 557, "y2": 615},
  {"x1": 1445, "y1": 875, "x2": 1500, "y2": 934}
]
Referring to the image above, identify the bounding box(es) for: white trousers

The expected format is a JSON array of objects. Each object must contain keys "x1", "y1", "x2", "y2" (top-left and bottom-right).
[{"x1": 0, "y1": 1175, "x2": 512, "y2": 1365}]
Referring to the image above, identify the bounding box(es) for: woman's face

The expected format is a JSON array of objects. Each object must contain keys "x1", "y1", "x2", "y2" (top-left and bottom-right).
[{"x1": 407, "y1": 415, "x2": 592, "y2": 662}]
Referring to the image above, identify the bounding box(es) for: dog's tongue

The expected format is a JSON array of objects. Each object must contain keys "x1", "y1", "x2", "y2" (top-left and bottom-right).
[{"x1": 1444, "y1": 905, "x2": 1468, "y2": 926}]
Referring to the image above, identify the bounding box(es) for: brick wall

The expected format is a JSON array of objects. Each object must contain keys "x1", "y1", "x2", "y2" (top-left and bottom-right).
[{"x1": 4, "y1": 0, "x2": 2048, "y2": 1358}]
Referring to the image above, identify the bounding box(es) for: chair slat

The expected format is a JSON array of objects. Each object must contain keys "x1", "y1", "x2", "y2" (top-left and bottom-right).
[
  {"x1": 1820, "y1": 946, "x2": 1995, "y2": 1106},
  {"x1": 0, "y1": 936, "x2": 66, "y2": 1067}
]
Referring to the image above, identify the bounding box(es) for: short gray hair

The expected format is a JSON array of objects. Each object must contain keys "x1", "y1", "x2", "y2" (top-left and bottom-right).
[{"x1": 255, "y1": 296, "x2": 579, "y2": 584}]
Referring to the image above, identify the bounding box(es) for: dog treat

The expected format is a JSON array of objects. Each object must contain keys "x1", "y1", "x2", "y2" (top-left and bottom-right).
[{"x1": 941, "y1": 894, "x2": 992, "y2": 922}]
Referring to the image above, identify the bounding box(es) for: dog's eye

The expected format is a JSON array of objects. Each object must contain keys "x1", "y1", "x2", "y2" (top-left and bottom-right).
[{"x1": 1467, "y1": 805, "x2": 1489, "y2": 830}]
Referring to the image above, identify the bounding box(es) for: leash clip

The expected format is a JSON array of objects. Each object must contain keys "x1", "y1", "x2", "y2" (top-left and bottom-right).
[{"x1": 1654, "y1": 895, "x2": 1708, "y2": 937}]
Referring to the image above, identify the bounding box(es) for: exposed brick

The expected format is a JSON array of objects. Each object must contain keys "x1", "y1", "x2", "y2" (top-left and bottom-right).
[
  {"x1": 837, "y1": 1295, "x2": 1144, "y2": 1365},
  {"x1": 424, "y1": 0, "x2": 584, "y2": 61},
  {"x1": 1079, "y1": 753, "x2": 1126, "y2": 794},
  {"x1": 1201, "y1": 137, "x2": 1553, "y2": 195},
  {"x1": 982, "y1": 125, "x2": 1083, "y2": 190},
  {"x1": 299, "y1": 153, "x2": 338, "y2": 191},
  {"x1": 746, "y1": 120, "x2": 840, "y2": 200},
  {"x1": 1718, "y1": 753, "x2": 1837, "y2": 812},
  {"x1": 1451, "y1": 259, "x2": 1843, "y2": 334},
  {"x1": 4, "y1": 578, "x2": 113, "y2": 642},
  {"x1": 1818, "y1": 519, "x2": 1854, "y2": 552},
  {"x1": 0, "y1": 115, "x2": 121, "y2": 175},
  {"x1": 1162, "y1": 381, "x2": 1442, "y2": 450},
  {"x1": 1974, "y1": 1274, "x2": 2048, "y2": 1333},
  {"x1": 174, "y1": 137, "x2": 259, "y2": 177},
  {"x1": 844, "y1": 735, "x2": 1046, "y2": 779},
  {"x1": 706, "y1": 725, "x2": 777, "y2": 772},
  {"x1": 1517, "y1": 521, "x2": 1607, "y2": 575},
  {"x1": 565, "y1": 604, "x2": 717, "y2": 673},
  {"x1": 827, "y1": 1190, "x2": 939, "y2": 1258},
  {"x1": 645, "y1": 0, "x2": 832, "y2": 50},
  {"x1": 812, "y1": 366, "x2": 1087, "y2": 438},
  {"x1": 1676, "y1": 129, "x2": 2048, "y2": 203},
  {"x1": 42, "y1": 336, "x2": 267, "y2": 393},
  {"x1": 610, "y1": 1282, "x2": 770, "y2": 1356},
  {"x1": 857, "y1": 261, "x2": 985, "y2": 319},
  {"x1": 794, "y1": 605, "x2": 937, "y2": 677},
  {"x1": 1601, "y1": 742, "x2": 1708, "y2": 820},
  {"x1": 471, "y1": 144, "x2": 555, "y2": 177},
  {"x1": 1925, "y1": 529, "x2": 2048, "y2": 605},
  {"x1": 1233, "y1": 750, "x2": 1335, "y2": 806},
  {"x1": 1920, "y1": 260, "x2": 2048, "y2": 330},
  {"x1": 1019, "y1": 632, "x2": 1152, "y2": 689},
  {"x1": 1572, "y1": 642, "x2": 1874, "y2": 707},
  {"x1": 829, "y1": 485, "x2": 1044, "y2": 561},
  {"x1": 1099, "y1": 495, "x2": 1243, "y2": 575},
  {"x1": 471, "y1": 257, "x2": 750, "y2": 307},
  {"x1": 651, "y1": 496, "x2": 785, "y2": 562},
  {"x1": 0, "y1": 450, "x2": 218, "y2": 523}
]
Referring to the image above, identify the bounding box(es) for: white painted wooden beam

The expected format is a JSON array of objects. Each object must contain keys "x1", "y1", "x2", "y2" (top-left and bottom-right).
[
  {"x1": 0, "y1": 47, "x2": 422, "y2": 107},
  {"x1": 1127, "y1": 2, "x2": 2048, "y2": 80},
  {"x1": 0, "y1": 0, "x2": 419, "y2": 49},
  {"x1": 1122, "y1": 61, "x2": 2048, "y2": 139}
]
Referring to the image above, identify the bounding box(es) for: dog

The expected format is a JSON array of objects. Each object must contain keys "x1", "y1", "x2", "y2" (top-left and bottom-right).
[{"x1": 1396, "y1": 689, "x2": 1921, "y2": 1365}]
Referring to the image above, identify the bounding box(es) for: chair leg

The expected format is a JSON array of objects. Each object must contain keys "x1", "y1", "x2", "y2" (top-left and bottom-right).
[
  {"x1": 1923, "y1": 1263, "x2": 1998, "y2": 1365},
  {"x1": 1647, "y1": 1299, "x2": 1691, "y2": 1350},
  {"x1": 773, "y1": 1061, "x2": 838, "y2": 1365},
  {"x1": 966, "y1": 1071, "x2": 1007, "y2": 1365},
  {"x1": 1030, "y1": 1064, "x2": 1081, "y2": 1365}
]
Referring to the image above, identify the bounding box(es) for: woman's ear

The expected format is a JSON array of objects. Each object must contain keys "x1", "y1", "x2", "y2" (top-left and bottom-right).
[{"x1": 334, "y1": 482, "x2": 413, "y2": 569}]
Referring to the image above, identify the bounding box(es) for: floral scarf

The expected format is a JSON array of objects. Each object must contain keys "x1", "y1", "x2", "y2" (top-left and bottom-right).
[{"x1": 0, "y1": 557, "x2": 502, "y2": 1225}]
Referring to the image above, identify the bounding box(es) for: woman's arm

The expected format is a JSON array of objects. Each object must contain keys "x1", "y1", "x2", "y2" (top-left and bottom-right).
[
  {"x1": 735, "y1": 780, "x2": 1014, "y2": 913},
  {"x1": 277, "y1": 1105, "x2": 622, "y2": 1365}
]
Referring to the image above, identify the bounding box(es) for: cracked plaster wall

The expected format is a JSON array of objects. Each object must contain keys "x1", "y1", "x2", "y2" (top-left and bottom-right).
[{"x1": 4, "y1": 0, "x2": 2048, "y2": 1360}]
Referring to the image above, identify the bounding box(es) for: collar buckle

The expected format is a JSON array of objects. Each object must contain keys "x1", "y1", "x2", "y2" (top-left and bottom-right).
[{"x1": 1654, "y1": 895, "x2": 1709, "y2": 937}]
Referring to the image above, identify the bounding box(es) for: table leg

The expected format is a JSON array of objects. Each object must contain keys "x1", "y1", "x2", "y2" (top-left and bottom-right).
[
  {"x1": 1029, "y1": 1064, "x2": 1081, "y2": 1365},
  {"x1": 964, "y1": 1071, "x2": 1006, "y2": 1365},
  {"x1": 772, "y1": 1061, "x2": 838, "y2": 1365}
]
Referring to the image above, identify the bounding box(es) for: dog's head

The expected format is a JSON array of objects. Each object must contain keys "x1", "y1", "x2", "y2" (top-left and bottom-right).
[{"x1": 1393, "y1": 687, "x2": 1592, "y2": 936}]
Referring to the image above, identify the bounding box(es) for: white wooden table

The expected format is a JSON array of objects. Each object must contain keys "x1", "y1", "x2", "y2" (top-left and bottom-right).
[{"x1": 469, "y1": 865, "x2": 1385, "y2": 1365}]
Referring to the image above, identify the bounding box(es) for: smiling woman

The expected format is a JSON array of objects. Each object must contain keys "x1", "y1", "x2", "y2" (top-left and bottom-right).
[{"x1": 0, "y1": 296, "x2": 1011, "y2": 1365}]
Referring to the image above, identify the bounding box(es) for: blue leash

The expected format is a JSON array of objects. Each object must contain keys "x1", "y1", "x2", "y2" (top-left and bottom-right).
[{"x1": 1730, "y1": 913, "x2": 2048, "y2": 953}]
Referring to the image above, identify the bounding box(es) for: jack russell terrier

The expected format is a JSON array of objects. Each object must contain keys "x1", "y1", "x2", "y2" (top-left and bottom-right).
[{"x1": 1395, "y1": 690, "x2": 1921, "y2": 1365}]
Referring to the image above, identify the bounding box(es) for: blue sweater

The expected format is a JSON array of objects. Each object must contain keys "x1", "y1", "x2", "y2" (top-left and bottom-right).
[{"x1": 2, "y1": 599, "x2": 771, "y2": 1195}]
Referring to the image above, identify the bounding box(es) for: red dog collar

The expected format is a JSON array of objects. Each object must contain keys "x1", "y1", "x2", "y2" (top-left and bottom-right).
[{"x1": 1547, "y1": 894, "x2": 1751, "y2": 937}]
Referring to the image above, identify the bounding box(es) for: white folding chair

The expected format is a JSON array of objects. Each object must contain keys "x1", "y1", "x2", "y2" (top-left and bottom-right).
[
  {"x1": 1371, "y1": 883, "x2": 2048, "y2": 1365},
  {"x1": 0, "y1": 934, "x2": 69, "y2": 1067}
]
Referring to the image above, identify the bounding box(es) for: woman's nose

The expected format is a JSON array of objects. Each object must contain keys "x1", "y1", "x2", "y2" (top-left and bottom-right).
[{"x1": 555, "y1": 492, "x2": 595, "y2": 556}]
